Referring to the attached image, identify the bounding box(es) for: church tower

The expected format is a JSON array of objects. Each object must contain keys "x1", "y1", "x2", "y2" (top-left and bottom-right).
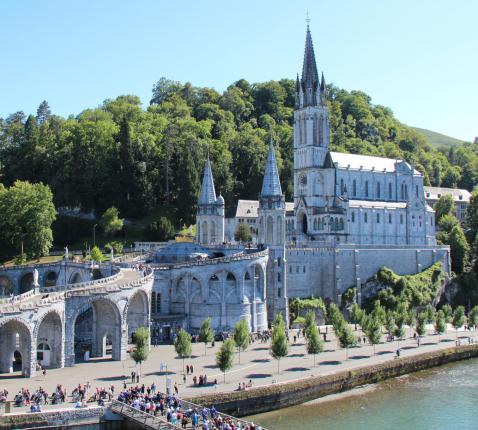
[
  {"x1": 196, "y1": 158, "x2": 225, "y2": 245},
  {"x1": 258, "y1": 138, "x2": 288, "y2": 325},
  {"x1": 293, "y1": 25, "x2": 337, "y2": 240}
]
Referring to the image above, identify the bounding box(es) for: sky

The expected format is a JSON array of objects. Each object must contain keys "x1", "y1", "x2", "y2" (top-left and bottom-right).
[{"x1": 0, "y1": 0, "x2": 477, "y2": 141}]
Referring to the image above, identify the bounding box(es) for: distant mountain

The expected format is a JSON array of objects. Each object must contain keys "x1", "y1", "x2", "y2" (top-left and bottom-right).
[{"x1": 412, "y1": 127, "x2": 469, "y2": 149}]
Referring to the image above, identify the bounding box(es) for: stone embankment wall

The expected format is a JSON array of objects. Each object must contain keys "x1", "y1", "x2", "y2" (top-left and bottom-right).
[{"x1": 188, "y1": 344, "x2": 478, "y2": 417}]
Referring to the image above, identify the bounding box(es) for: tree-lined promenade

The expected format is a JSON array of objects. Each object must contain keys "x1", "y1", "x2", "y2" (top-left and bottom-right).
[{"x1": 1, "y1": 320, "x2": 476, "y2": 414}]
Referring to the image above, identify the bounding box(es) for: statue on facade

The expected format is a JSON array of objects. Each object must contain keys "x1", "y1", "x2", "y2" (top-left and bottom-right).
[
  {"x1": 110, "y1": 247, "x2": 114, "y2": 262},
  {"x1": 64, "y1": 246, "x2": 69, "y2": 260},
  {"x1": 33, "y1": 268, "x2": 39, "y2": 288}
]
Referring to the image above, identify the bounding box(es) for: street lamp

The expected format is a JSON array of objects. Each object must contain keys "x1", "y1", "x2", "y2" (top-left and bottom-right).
[{"x1": 93, "y1": 224, "x2": 98, "y2": 247}]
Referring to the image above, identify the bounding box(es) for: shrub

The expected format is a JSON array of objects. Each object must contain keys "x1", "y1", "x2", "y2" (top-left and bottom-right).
[{"x1": 145, "y1": 217, "x2": 175, "y2": 241}]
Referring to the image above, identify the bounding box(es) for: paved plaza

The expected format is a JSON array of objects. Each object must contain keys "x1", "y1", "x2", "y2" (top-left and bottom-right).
[{"x1": 0, "y1": 323, "x2": 472, "y2": 415}]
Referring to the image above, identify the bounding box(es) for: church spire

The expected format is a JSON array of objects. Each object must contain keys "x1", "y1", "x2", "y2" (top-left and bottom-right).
[
  {"x1": 198, "y1": 158, "x2": 217, "y2": 205},
  {"x1": 261, "y1": 137, "x2": 282, "y2": 197},
  {"x1": 301, "y1": 24, "x2": 319, "y2": 106}
]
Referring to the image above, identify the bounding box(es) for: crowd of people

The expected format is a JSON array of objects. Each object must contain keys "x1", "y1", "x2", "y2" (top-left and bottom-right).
[{"x1": 117, "y1": 385, "x2": 262, "y2": 430}]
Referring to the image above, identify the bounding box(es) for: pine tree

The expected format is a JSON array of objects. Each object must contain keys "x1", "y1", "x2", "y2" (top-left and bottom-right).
[
  {"x1": 306, "y1": 323, "x2": 323, "y2": 366},
  {"x1": 233, "y1": 319, "x2": 250, "y2": 364},
  {"x1": 198, "y1": 318, "x2": 215, "y2": 356},
  {"x1": 337, "y1": 323, "x2": 357, "y2": 360},
  {"x1": 270, "y1": 313, "x2": 289, "y2": 374},
  {"x1": 416, "y1": 312, "x2": 427, "y2": 338},
  {"x1": 174, "y1": 329, "x2": 192, "y2": 372},
  {"x1": 36, "y1": 100, "x2": 51, "y2": 124},
  {"x1": 216, "y1": 338, "x2": 235, "y2": 383},
  {"x1": 434, "y1": 310, "x2": 446, "y2": 342}
]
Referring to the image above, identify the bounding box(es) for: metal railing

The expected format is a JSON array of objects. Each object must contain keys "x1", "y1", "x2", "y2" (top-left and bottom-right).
[{"x1": 111, "y1": 400, "x2": 183, "y2": 430}]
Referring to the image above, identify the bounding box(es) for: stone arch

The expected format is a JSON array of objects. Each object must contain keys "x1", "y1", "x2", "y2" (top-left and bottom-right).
[
  {"x1": 254, "y1": 264, "x2": 265, "y2": 300},
  {"x1": 266, "y1": 216, "x2": 273, "y2": 244},
  {"x1": 34, "y1": 310, "x2": 63, "y2": 369},
  {"x1": 69, "y1": 272, "x2": 83, "y2": 284},
  {"x1": 0, "y1": 318, "x2": 33, "y2": 376},
  {"x1": 170, "y1": 276, "x2": 187, "y2": 315},
  {"x1": 19, "y1": 272, "x2": 34, "y2": 294},
  {"x1": 0, "y1": 275, "x2": 14, "y2": 297},
  {"x1": 126, "y1": 289, "x2": 149, "y2": 343},
  {"x1": 44, "y1": 271, "x2": 58, "y2": 288}
]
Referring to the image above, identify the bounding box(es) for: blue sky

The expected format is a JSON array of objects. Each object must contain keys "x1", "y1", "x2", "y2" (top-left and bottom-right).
[{"x1": 1, "y1": 0, "x2": 476, "y2": 141}]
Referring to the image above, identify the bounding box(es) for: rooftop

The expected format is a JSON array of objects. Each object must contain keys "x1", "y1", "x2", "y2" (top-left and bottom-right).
[
  {"x1": 330, "y1": 152, "x2": 421, "y2": 175},
  {"x1": 424, "y1": 186, "x2": 471, "y2": 203}
]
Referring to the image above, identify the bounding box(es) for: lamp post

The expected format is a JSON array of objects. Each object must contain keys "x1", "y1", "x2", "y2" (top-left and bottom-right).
[{"x1": 93, "y1": 224, "x2": 98, "y2": 248}]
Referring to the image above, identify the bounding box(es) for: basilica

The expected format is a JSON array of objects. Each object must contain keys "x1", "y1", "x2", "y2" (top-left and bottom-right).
[{"x1": 148, "y1": 25, "x2": 450, "y2": 336}]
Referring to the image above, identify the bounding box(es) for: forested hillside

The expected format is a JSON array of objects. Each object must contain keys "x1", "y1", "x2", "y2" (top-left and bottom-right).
[
  {"x1": 412, "y1": 127, "x2": 468, "y2": 149},
  {"x1": 1, "y1": 78, "x2": 478, "y2": 227}
]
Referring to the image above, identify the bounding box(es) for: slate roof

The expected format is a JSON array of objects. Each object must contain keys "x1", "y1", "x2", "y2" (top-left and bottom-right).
[
  {"x1": 330, "y1": 152, "x2": 421, "y2": 175},
  {"x1": 198, "y1": 158, "x2": 217, "y2": 205},
  {"x1": 261, "y1": 139, "x2": 283, "y2": 197},
  {"x1": 424, "y1": 186, "x2": 471, "y2": 203}
]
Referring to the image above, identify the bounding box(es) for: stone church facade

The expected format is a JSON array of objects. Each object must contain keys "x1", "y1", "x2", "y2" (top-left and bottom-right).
[{"x1": 150, "y1": 25, "x2": 450, "y2": 334}]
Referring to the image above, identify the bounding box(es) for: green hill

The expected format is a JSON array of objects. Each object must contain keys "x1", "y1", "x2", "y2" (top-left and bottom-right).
[{"x1": 412, "y1": 127, "x2": 468, "y2": 149}]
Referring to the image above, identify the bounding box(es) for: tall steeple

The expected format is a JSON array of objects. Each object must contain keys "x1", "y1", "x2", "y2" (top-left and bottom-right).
[
  {"x1": 198, "y1": 158, "x2": 217, "y2": 205},
  {"x1": 300, "y1": 24, "x2": 320, "y2": 107},
  {"x1": 261, "y1": 138, "x2": 282, "y2": 198}
]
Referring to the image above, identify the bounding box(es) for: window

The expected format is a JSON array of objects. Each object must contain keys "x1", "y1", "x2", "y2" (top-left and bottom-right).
[
  {"x1": 151, "y1": 292, "x2": 161, "y2": 314},
  {"x1": 303, "y1": 266, "x2": 306, "y2": 273},
  {"x1": 278, "y1": 273, "x2": 281, "y2": 282},
  {"x1": 277, "y1": 257, "x2": 281, "y2": 267},
  {"x1": 400, "y1": 214, "x2": 403, "y2": 224},
  {"x1": 376, "y1": 213, "x2": 380, "y2": 223},
  {"x1": 377, "y1": 182, "x2": 380, "y2": 198},
  {"x1": 339, "y1": 218, "x2": 344, "y2": 230},
  {"x1": 365, "y1": 181, "x2": 369, "y2": 197},
  {"x1": 416, "y1": 185, "x2": 419, "y2": 198},
  {"x1": 353, "y1": 180, "x2": 357, "y2": 197},
  {"x1": 364, "y1": 213, "x2": 368, "y2": 223},
  {"x1": 351, "y1": 212, "x2": 355, "y2": 223},
  {"x1": 389, "y1": 213, "x2": 392, "y2": 224},
  {"x1": 278, "y1": 287, "x2": 281, "y2": 298},
  {"x1": 389, "y1": 182, "x2": 392, "y2": 199},
  {"x1": 340, "y1": 178, "x2": 344, "y2": 194}
]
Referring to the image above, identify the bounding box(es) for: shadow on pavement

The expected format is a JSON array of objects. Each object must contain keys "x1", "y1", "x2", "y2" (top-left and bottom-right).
[
  {"x1": 97, "y1": 375, "x2": 126, "y2": 382},
  {"x1": 253, "y1": 347, "x2": 269, "y2": 351},
  {"x1": 320, "y1": 360, "x2": 341, "y2": 366},
  {"x1": 252, "y1": 358, "x2": 270, "y2": 363},
  {"x1": 401, "y1": 346, "x2": 416, "y2": 350},
  {"x1": 288, "y1": 353, "x2": 305, "y2": 358},
  {"x1": 285, "y1": 367, "x2": 309, "y2": 372},
  {"x1": 204, "y1": 364, "x2": 218, "y2": 369},
  {"x1": 246, "y1": 373, "x2": 273, "y2": 379},
  {"x1": 144, "y1": 371, "x2": 175, "y2": 376},
  {"x1": 377, "y1": 350, "x2": 393, "y2": 355},
  {"x1": 439, "y1": 339, "x2": 453, "y2": 343},
  {"x1": 348, "y1": 355, "x2": 370, "y2": 360}
]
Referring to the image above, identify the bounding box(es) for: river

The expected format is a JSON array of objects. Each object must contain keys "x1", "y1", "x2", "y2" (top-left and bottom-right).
[{"x1": 248, "y1": 358, "x2": 478, "y2": 430}]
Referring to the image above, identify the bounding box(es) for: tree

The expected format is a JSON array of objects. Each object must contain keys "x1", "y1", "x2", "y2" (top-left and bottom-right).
[
  {"x1": 174, "y1": 329, "x2": 192, "y2": 372},
  {"x1": 434, "y1": 194, "x2": 455, "y2": 224},
  {"x1": 371, "y1": 300, "x2": 386, "y2": 325},
  {"x1": 146, "y1": 217, "x2": 175, "y2": 241},
  {"x1": 0, "y1": 181, "x2": 56, "y2": 258},
  {"x1": 198, "y1": 318, "x2": 215, "y2": 356},
  {"x1": 36, "y1": 100, "x2": 51, "y2": 124},
  {"x1": 234, "y1": 223, "x2": 252, "y2": 243},
  {"x1": 425, "y1": 304, "x2": 436, "y2": 325},
  {"x1": 233, "y1": 319, "x2": 250, "y2": 364},
  {"x1": 363, "y1": 314, "x2": 382, "y2": 355},
  {"x1": 270, "y1": 313, "x2": 289, "y2": 374},
  {"x1": 395, "y1": 302, "x2": 409, "y2": 337},
  {"x1": 216, "y1": 338, "x2": 235, "y2": 383},
  {"x1": 434, "y1": 310, "x2": 446, "y2": 342},
  {"x1": 385, "y1": 311, "x2": 395, "y2": 338},
  {"x1": 448, "y1": 225, "x2": 469, "y2": 274},
  {"x1": 408, "y1": 309, "x2": 417, "y2": 337},
  {"x1": 416, "y1": 312, "x2": 427, "y2": 338},
  {"x1": 100, "y1": 206, "x2": 124, "y2": 237},
  {"x1": 442, "y1": 304, "x2": 453, "y2": 323},
  {"x1": 90, "y1": 246, "x2": 104, "y2": 262},
  {"x1": 304, "y1": 310, "x2": 316, "y2": 338},
  {"x1": 452, "y1": 306, "x2": 466, "y2": 340},
  {"x1": 469, "y1": 305, "x2": 478, "y2": 332},
  {"x1": 350, "y1": 303, "x2": 364, "y2": 330},
  {"x1": 130, "y1": 326, "x2": 150, "y2": 376},
  {"x1": 306, "y1": 323, "x2": 324, "y2": 366},
  {"x1": 337, "y1": 324, "x2": 357, "y2": 359}
]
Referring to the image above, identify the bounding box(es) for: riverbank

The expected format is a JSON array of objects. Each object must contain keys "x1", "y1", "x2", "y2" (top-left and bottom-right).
[{"x1": 187, "y1": 343, "x2": 478, "y2": 417}]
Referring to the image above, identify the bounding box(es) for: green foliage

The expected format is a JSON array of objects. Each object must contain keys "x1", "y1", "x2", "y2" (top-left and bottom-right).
[
  {"x1": 441, "y1": 304, "x2": 453, "y2": 323},
  {"x1": 425, "y1": 304, "x2": 436, "y2": 324},
  {"x1": 105, "y1": 241, "x2": 123, "y2": 255},
  {"x1": 371, "y1": 300, "x2": 386, "y2": 325},
  {"x1": 234, "y1": 223, "x2": 252, "y2": 243},
  {"x1": 131, "y1": 326, "x2": 150, "y2": 366},
  {"x1": 90, "y1": 246, "x2": 104, "y2": 262},
  {"x1": 469, "y1": 305, "x2": 478, "y2": 329},
  {"x1": 233, "y1": 318, "x2": 250, "y2": 363},
  {"x1": 289, "y1": 297, "x2": 325, "y2": 326},
  {"x1": 304, "y1": 310, "x2": 316, "y2": 338},
  {"x1": 448, "y1": 225, "x2": 469, "y2": 274},
  {"x1": 435, "y1": 310, "x2": 446, "y2": 336},
  {"x1": 416, "y1": 312, "x2": 427, "y2": 337},
  {"x1": 327, "y1": 303, "x2": 344, "y2": 333},
  {"x1": 145, "y1": 216, "x2": 175, "y2": 241},
  {"x1": 434, "y1": 195, "x2": 456, "y2": 224},
  {"x1": 371, "y1": 263, "x2": 446, "y2": 310},
  {"x1": 174, "y1": 329, "x2": 192, "y2": 359},
  {"x1": 270, "y1": 313, "x2": 289, "y2": 372},
  {"x1": 395, "y1": 301, "x2": 409, "y2": 330},
  {"x1": 452, "y1": 305, "x2": 466, "y2": 330},
  {"x1": 350, "y1": 303, "x2": 364, "y2": 327},
  {"x1": 342, "y1": 287, "x2": 356, "y2": 306},
  {"x1": 198, "y1": 318, "x2": 215, "y2": 355},
  {"x1": 337, "y1": 324, "x2": 357, "y2": 352},
  {"x1": 216, "y1": 338, "x2": 235, "y2": 382},
  {"x1": 362, "y1": 315, "x2": 382, "y2": 353},
  {"x1": 100, "y1": 206, "x2": 124, "y2": 236},
  {"x1": 385, "y1": 310, "x2": 396, "y2": 335},
  {"x1": 0, "y1": 181, "x2": 56, "y2": 258},
  {"x1": 306, "y1": 324, "x2": 324, "y2": 366}
]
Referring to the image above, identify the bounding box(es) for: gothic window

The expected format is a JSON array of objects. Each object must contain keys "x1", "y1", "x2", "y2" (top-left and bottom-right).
[
  {"x1": 278, "y1": 273, "x2": 281, "y2": 283},
  {"x1": 319, "y1": 114, "x2": 324, "y2": 146},
  {"x1": 277, "y1": 216, "x2": 283, "y2": 244},
  {"x1": 151, "y1": 292, "x2": 161, "y2": 314},
  {"x1": 277, "y1": 257, "x2": 281, "y2": 267},
  {"x1": 416, "y1": 185, "x2": 419, "y2": 198},
  {"x1": 313, "y1": 218, "x2": 317, "y2": 230},
  {"x1": 389, "y1": 182, "x2": 392, "y2": 199},
  {"x1": 335, "y1": 218, "x2": 339, "y2": 231},
  {"x1": 244, "y1": 272, "x2": 251, "y2": 280},
  {"x1": 278, "y1": 287, "x2": 281, "y2": 298},
  {"x1": 400, "y1": 214, "x2": 403, "y2": 224},
  {"x1": 405, "y1": 185, "x2": 408, "y2": 199},
  {"x1": 340, "y1": 179, "x2": 344, "y2": 194},
  {"x1": 376, "y1": 213, "x2": 380, "y2": 223},
  {"x1": 313, "y1": 114, "x2": 318, "y2": 146},
  {"x1": 364, "y1": 213, "x2": 368, "y2": 223},
  {"x1": 226, "y1": 272, "x2": 236, "y2": 281},
  {"x1": 365, "y1": 181, "x2": 369, "y2": 197},
  {"x1": 389, "y1": 213, "x2": 392, "y2": 224},
  {"x1": 353, "y1": 180, "x2": 357, "y2": 197},
  {"x1": 351, "y1": 212, "x2": 355, "y2": 223},
  {"x1": 377, "y1": 182, "x2": 380, "y2": 198},
  {"x1": 303, "y1": 266, "x2": 306, "y2": 273},
  {"x1": 339, "y1": 218, "x2": 344, "y2": 230},
  {"x1": 266, "y1": 216, "x2": 273, "y2": 244}
]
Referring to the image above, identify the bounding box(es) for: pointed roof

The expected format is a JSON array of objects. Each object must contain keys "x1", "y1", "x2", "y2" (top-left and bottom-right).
[
  {"x1": 301, "y1": 25, "x2": 319, "y2": 91},
  {"x1": 320, "y1": 72, "x2": 326, "y2": 92},
  {"x1": 261, "y1": 138, "x2": 282, "y2": 197},
  {"x1": 198, "y1": 158, "x2": 217, "y2": 205}
]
